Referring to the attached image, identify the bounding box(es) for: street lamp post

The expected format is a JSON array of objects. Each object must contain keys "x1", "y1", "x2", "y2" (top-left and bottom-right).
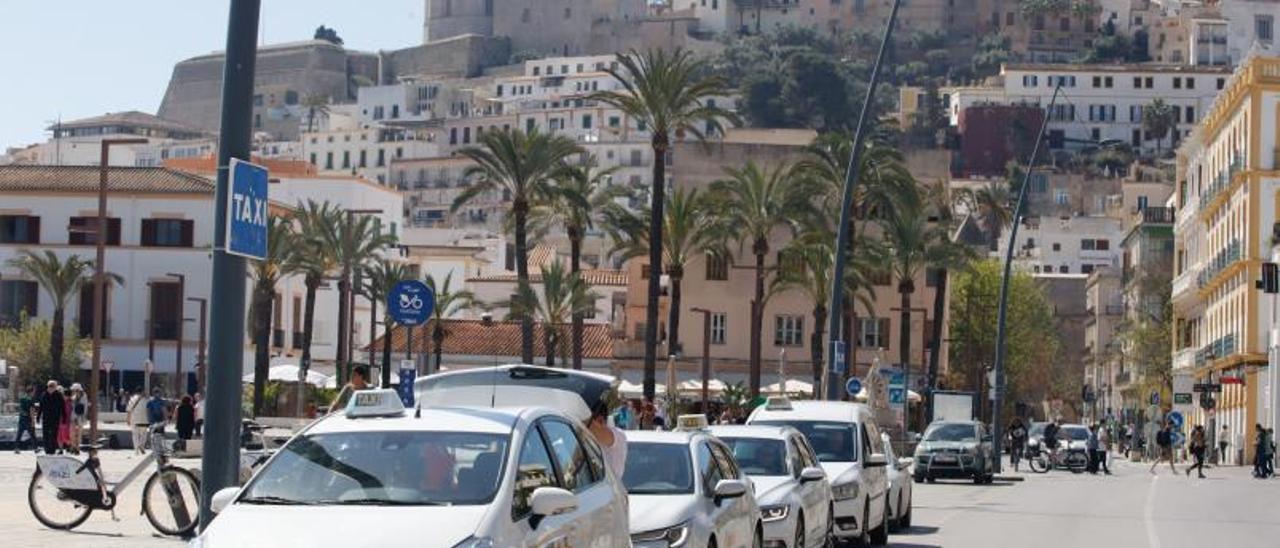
[
  {"x1": 87, "y1": 138, "x2": 145, "y2": 444},
  {"x1": 166, "y1": 273, "x2": 186, "y2": 396},
  {"x1": 188, "y1": 297, "x2": 207, "y2": 396},
  {"x1": 691, "y1": 307, "x2": 713, "y2": 415}
]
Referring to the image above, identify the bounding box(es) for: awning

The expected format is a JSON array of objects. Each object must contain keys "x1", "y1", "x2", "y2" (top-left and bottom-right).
[{"x1": 764, "y1": 379, "x2": 815, "y2": 395}]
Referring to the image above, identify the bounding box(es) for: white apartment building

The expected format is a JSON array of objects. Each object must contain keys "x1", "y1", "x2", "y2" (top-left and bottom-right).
[
  {"x1": 25, "y1": 112, "x2": 210, "y2": 167},
  {"x1": 944, "y1": 63, "x2": 1232, "y2": 155},
  {"x1": 300, "y1": 125, "x2": 438, "y2": 185},
  {"x1": 997, "y1": 214, "x2": 1125, "y2": 275}
]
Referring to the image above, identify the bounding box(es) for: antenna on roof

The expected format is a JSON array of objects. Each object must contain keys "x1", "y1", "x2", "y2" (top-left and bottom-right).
[{"x1": 414, "y1": 402, "x2": 422, "y2": 419}]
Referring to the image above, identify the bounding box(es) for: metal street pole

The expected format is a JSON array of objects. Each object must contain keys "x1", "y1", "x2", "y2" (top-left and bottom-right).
[
  {"x1": 991, "y1": 85, "x2": 1060, "y2": 475},
  {"x1": 825, "y1": 0, "x2": 901, "y2": 401},
  {"x1": 167, "y1": 273, "x2": 186, "y2": 396},
  {"x1": 88, "y1": 138, "x2": 145, "y2": 444},
  {"x1": 691, "y1": 307, "x2": 712, "y2": 415},
  {"x1": 188, "y1": 297, "x2": 207, "y2": 396},
  {"x1": 199, "y1": 0, "x2": 260, "y2": 529}
]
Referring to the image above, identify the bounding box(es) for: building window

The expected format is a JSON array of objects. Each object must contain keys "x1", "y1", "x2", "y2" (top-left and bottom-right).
[
  {"x1": 1217, "y1": 78, "x2": 1226, "y2": 90},
  {"x1": 608, "y1": 116, "x2": 621, "y2": 128},
  {"x1": 342, "y1": 151, "x2": 351, "y2": 169},
  {"x1": 711, "y1": 313, "x2": 726, "y2": 345},
  {"x1": 1257, "y1": 15, "x2": 1274, "y2": 42},
  {"x1": 325, "y1": 152, "x2": 334, "y2": 170},
  {"x1": 140, "y1": 219, "x2": 193, "y2": 247},
  {"x1": 777, "y1": 249, "x2": 805, "y2": 278},
  {"x1": 0, "y1": 215, "x2": 40, "y2": 243},
  {"x1": 774, "y1": 315, "x2": 804, "y2": 347},
  {"x1": 858, "y1": 317, "x2": 889, "y2": 348},
  {"x1": 1173, "y1": 77, "x2": 1182, "y2": 89},
  {"x1": 581, "y1": 114, "x2": 592, "y2": 129},
  {"x1": 1185, "y1": 106, "x2": 1195, "y2": 124},
  {"x1": 1059, "y1": 265, "x2": 1069, "y2": 273},
  {"x1": 68, "y1": 217, "x2": 121, "y2": 246},
  {"x1": 0, "y1": 280, "x2": 38, "y2": 327},
  {"x1": 705, "y1": 253, "x2": 728, "y2": 280},
  {"x1": 149, "y1": 281, "x2": 182, "y2": 340},
  {"x1": 1138, "y1": 196, "x2": 1149, "y2": 210},
  {"x1": 77, "y1": 284, "x2": 112, "y2": 338},
  {"x1": 1052, "y1": 243, "x2": 1061, "y2": 251},
  {"x1": 359, "y1": 149, "x2": 367, "y2": 168},
  {"x1": 1185, "y1": 77, "x2": 1195, "y2": 89},
  {"x1": 1055, "y1": 189, "x2": 1069, "y2": 205},
  {"x1": 1081, "y1": 264, "x2": 1095, "y2": 274},
  {"x1": 377, "y1": 149, "x2": 385, "y2": 167}
]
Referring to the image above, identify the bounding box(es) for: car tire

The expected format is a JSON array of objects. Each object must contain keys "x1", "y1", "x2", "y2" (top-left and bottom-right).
[
  {"x1": 925, "y1": 476, "x2": 936, "y2": 484},
  {"x1": 869, "y1": 502, "x2": 889, "y2": 546},
  {"x1": 900, "y1": 495, "x2": 913, "y2": 529},
  {"x1": 755, "y1": 523, "x2": 764, "y2": 548},
  {"x1": 912, "y1": 473, "x2": 924, "y2": 484}
]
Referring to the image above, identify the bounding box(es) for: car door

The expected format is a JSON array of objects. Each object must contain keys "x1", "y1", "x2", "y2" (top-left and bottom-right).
[
  {"x1": 697, "y1": 440, "x2": 739, "y2": 547},
  {"x1": 860, "y1": 423, "x2": 888, "y2": 525},
  {"x1": 879, "y1": 433, "x2": 901, "y2": 520},
  {"x1": 789, "y1": 435, "x2": 824, "y2": 546},
  {"x1": 510, "y1": 424, "x2": 575, "y2": 547},
  {"x1": 710, "y1": 440, "x2": 756, "y2": 547},
  {"x1": 540, "y1": 419, "x2": 620, "y2": 548}
]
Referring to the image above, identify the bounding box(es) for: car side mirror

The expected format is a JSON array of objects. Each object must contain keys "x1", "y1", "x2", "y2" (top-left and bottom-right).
[
  {"x1": 865, "y1": 453, "x2": 888, "y2": 468},
  {"x1": 713, "y1": 479, "x2": 748, "y2": 503},
  {"x1": 210, "y1": 487, "x2": 240, "y2": 514},
  {"x1": 529, "y1": 487, "x2": 578, "y2": 529},
  {"x1": 799, "y1": 466, "x2": 826, "y2": 483}
]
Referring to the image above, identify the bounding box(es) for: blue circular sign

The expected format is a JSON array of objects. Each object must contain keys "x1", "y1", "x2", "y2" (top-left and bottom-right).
[
  {"x1": 845, "y1": 378, "x2": 862, "y2": 397},
  {"x1": 1167, "y1": 411, "x2": 1184, "y2": 430},
  {"x1": 388, "y1": 280, "x2": 433, "y2": 326}
]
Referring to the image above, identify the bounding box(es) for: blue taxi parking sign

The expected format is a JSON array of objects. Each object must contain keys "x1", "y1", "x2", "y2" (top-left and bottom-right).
[
  {"x1": 225, "y1": 158, "x2": 269, "y2": 260},
  {"x1": 388, "y1": 280, "x2": 433, "y2": 326}
]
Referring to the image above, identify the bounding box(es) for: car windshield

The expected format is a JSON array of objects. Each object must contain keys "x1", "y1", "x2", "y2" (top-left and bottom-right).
[
  {"x1": 924, "y1": 423, "x2": 978, "y2": 442},
  {"x1": 623, "y1": 442, "x2": 694, "y2": 495},
  {"x1": 721, "y1": 438, "x2": 788, "y2": 476},
  {"x1": 753, "y1": 421, "x2": 856, "y2": 462},
  {"x1": 1063, "y1": 427, "x2": 1090, "y2": 441},
  {"x1": 240, "y1": 431, "x2": 508, "y2": 506}
]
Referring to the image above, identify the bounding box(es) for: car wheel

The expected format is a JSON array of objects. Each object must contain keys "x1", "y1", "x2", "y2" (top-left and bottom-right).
[
  {"x1": 900, "y1": 495, "x2": 913, "y2": 529},
  {"x1": 912, "y1": 473, "x2": 924, "y2": 484},
  {"x1": 869, "y1": 502, "x2": 889, "y2": 546},
  {"x1": 754, "y1": 523, "x2": 764, "y2": 548}
]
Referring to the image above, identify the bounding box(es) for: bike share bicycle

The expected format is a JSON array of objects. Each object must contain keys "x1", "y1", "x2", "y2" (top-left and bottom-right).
[{"x1": 27, "y1": 424, "x2": 202, "y2": 537}]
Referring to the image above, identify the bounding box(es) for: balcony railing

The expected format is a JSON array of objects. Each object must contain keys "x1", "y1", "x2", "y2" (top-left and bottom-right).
[
  {"x1": 1196, "y1": 333, "x2": 1237, "y2": 366},
  {"x1": 1198, "y1": 155, "x2": 1244, "y2": 210},
  {"x1": 1172, "y1": 267, "x2": 1197, "y2": 299},
  {"x1": 1139, "y1": 206, "x2": 1175, "y2": 224},
  {"x1": 1197, "y1": 238, "x2": 1242, "y2": 288}
]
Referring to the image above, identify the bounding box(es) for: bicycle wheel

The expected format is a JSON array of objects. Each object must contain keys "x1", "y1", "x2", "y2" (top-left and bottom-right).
[
  {"x1": 142, "y1": 466, "x2": 202, "y2": 537},
  {"x1": 27, "y1": 469, "x2": 94, "y2": 530},
  {"x1": 1028, "y1": 454, "x2": 1049, "y2": 473}
]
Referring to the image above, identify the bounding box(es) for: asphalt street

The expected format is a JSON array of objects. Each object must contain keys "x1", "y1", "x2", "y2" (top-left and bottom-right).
[{"x1": 0, "y1": 451, "x2": 1277, "y2": 547}]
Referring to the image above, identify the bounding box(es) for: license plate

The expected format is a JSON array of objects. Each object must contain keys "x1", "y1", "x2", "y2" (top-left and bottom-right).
[{"x1": 933, "y1": 454, "x2": 957, "y2": 463}]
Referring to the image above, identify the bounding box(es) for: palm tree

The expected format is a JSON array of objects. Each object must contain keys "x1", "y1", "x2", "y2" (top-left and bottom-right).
[
  {"x1": 502, "y1": 262, "x2": 599, "y2": 367},
  {"x1": 359, "y1": 258, "x2": 409, "y2": 386},
  {"x1": 878, "y1": 184, "x2": 972, "y2": 427},
  {"x1": 293, "y1": 200, "x2": 341, "y2": 382},
  {"x1": 957, "y1": 179, "x2": 1013, "y2": 249},
  {"x1": 249, "y1": 216, "x2": 299, "y2": 415},
  {"x1": 530, "y1": 158, "x2": 628, "y2": 369},
  {"x1": 712, "y1": 161, "x2": 811, "y2": 398},
  {"x1": 302, "y1": 94, "x2": 331, "y2": 133},
  {"x1": 922, "y1": 180, "x2": 976, "y2": 418},
  {"x1": 590, "y1": 48, "x2": 736, "y2": 401},
  {"x1": 423, "y1": 272, "x2": 477, "y2": 373},
  {"x1": 1142, "y1": 98, "x2": 1179, "y2": 157},
  {"x1": 7, "y1": 251, "x2": 120, "y2": 384},
  {"x1": 326, "y1": 211, "x2": 397, "y2": 385},
  {"x1": 606, "y1": 186, "x2": 723, "y2": 363},
  {"x1": 452, "y1": 128, "x2": 582, "y2": 364}
]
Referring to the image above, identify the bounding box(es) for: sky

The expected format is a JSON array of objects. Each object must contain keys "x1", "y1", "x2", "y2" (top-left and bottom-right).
[{"x1": 0, "y1": 0, "x2": 422, "y2": 150}]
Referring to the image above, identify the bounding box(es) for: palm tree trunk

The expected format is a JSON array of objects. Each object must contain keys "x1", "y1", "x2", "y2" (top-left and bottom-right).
[
  {"x1": 899, "y1": 282, "x2": 913, "y2": 434},
  {"x1": 381, "y1": 317, "x2": 393, "y2": 383},
  {"x1": 301, "y1": 277, "x2": 319, "y2": 376},
  {"x1": 642, "y1": 137, "x2": 669, "y2": 402},
  {"x1": 750, "y1": 245, "x2": 766, "y2": 399},
  {"x1": 925, "y1": 270, "x2": 948, "y2": 421},
  {"x1": 569, "y1": 229, "x2": 584, "y2": 370},
  {"x1": 667, "y1": 272, "x2": 683, "y2": 358},
  {"x1": 50, "y1": 307, "x2": 65, "y2": 384},
  {"x1": 252, "y1": 284, "x2": 272, "y2": 416},
  {"x1": 811, "y1": 305, "x2": 827, "y2": 399},
  {"x1": 433, "y1": 326, "x2": 445, "y2": 373},
  {"x1": 545, "y1": 325, "x2": 556, "y2": 367},
  {"x1": 514, "y1": 198, "x2": 535, "y2": 364},
  {"x1": 335, "y1": 269, "x2": 351, "y2": 386}
]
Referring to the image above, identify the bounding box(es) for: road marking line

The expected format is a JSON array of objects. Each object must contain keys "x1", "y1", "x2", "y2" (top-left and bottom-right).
[{"x1": 1144, "y1": 475, "x2": 1161, "y2": 548}]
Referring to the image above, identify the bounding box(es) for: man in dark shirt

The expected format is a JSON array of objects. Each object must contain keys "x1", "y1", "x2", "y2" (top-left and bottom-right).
[
  {"x1": 15, "y1": 385, "x2": 39, "y2": 453},
  {"x1": 36, "y1": 380, "x2": 65, "y2": 455}
]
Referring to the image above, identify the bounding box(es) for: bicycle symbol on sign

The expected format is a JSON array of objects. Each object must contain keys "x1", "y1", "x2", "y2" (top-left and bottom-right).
[{"x1": 399, "y1": 294, "x2": 424, "y2": 310}]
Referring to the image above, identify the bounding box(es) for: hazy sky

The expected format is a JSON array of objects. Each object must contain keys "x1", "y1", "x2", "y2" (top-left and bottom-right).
[{"x1": 0, "y1": 1, "x2": 422, "y2": 150}]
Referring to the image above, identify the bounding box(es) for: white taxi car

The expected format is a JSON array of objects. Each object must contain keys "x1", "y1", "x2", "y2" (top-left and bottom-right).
[
  {"x1": 193, "y1": 389, "x2": 630, "y2": 548},
  {"x1": 709, "y1": 425, "x2": 833, "y2": 548},
  {"x1": 879, "y1": 433, "x2": 913, "y2": 531},
  {"x1": 624, "y1": 416, "x2": 763, "y2": 548},
  {"x1": 747, "y1": 398, "x2": 890, "y2": 546}
]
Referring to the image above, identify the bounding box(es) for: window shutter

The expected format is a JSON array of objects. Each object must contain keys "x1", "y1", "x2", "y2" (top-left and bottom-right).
[
  {"x1": 141, "y1": 219, "x2": 156, "y2": 246},
  {"x1": 109, "y1": 218, "x2": 122, "y2": 245},
  {"x1": 853, "y1": 318, "x2": 862, "y2": 347},
  {"x1": 879, "y1": 318, "x2": 891, "y2": 348},
  {"x1": 27, "y1": 216, "x2": 40, "y2": 244},
  {"x1": 180, "y1": 220, "x2": 194, "y2": 247}
]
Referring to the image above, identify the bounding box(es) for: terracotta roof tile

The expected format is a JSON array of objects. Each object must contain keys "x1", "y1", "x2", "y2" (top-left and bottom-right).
[
  {"x1": 0, "y1": 165, "x2": 214, "y2": 194},
  {"x1": 368, "y1": 319, "x2": 613, "y2": 359},
  {"x1": 467, "y1": 269, "x2": 628, "y2": 286}
]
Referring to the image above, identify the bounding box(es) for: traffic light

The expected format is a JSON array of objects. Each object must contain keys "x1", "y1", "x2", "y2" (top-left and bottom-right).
[{"x1": 1258, "y1": 262, "x2": 1279, "y2": 293}]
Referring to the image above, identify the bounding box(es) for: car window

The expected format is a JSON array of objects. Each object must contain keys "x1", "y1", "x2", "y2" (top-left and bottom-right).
[
  {"x1": 710, "y1": 441, "x2": 741, "y2": 479},
  {"x1": 860, "y1": 425, "x2": 874, "y2": 460},
  {"x1": 512, "y1": 427, "x2": 557, "y2": 520},
  {"x1": 924, "y1": 423, "x2": 979, "y2": 442},
  {"x1": 787, "y1": 438, "x2": 806, "y2": 477},
  {"x1": 623, "y1": 443, "x2": 694, "y2": 494},
  {"x1": 722, "y1": 437, "x2": 788, "y2": 476},
  {"x1": 541, "y1": 420, "x2": 595, "y2": 493},
  {"x1": 753, "y1": 421, "x2": 857, "y2": 462},
  {"x1": 576, "y1": 423, "x2": 606, "y2": 482},
  {"x1": 796, "y1": 436, "x2": 820, "y2": 468},
  {"x1": 697, "y1": 442, "x2": 723, "y2": 495}
]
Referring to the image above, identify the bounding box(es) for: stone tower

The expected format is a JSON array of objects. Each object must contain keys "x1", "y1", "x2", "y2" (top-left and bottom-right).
[{"x1": 423, "y1": 0, "x2": 495, "y2": 44}]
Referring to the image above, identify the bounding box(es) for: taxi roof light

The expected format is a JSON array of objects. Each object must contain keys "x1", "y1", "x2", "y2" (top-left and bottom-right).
[
  {"x1": 765, "y1": 396, "x2": 793, "y2": 411},
  {"x1": 676, "y1": 414, "x2": 709, "y2": 432},
  {"x1": 345, "y1": 389, "x2": 406, "y2": 418}
]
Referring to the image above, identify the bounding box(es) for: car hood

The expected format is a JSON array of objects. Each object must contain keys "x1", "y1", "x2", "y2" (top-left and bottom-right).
[
  {"x1": 821, "y1": 462, "x2": 861, "y2": 486},
  {"x1": 749, "y1": 476, "x2": 793, "y2": 505},
  {"x1": 914, "y1": 441, "x2": 976, "y2": 453},
  {"x1": 629, "y1": 494, "x2": 698, "y2": 533},
  {"x1": 1066, "y1": 440, "x2": 1089, "y2": 450},
  {"x1": 198, "y1": 504, "x2": 487, "y2": 547}
]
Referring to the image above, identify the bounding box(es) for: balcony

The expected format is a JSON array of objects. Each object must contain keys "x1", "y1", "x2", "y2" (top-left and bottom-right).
[
  {"x1": 1198, "y1": 155, "x2": 1245, "y2": 213},
  {"x1": 1138, "y1": 206, "x2": 1175, "y2": 225},
  {"x1": 1173, "y1": 347, "x2": 1197, "y2": 371},
  {"x1": 1196, "y1": 333, "x2": 1238, "y2": 367},
  {"x1": 1196, "y1": 238, "x2": 1242, "y2": 289}
]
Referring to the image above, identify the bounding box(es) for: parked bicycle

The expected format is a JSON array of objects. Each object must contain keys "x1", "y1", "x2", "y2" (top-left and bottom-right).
[{"x1": 27, "y1": 424, "x2": 202, "y2": 536}]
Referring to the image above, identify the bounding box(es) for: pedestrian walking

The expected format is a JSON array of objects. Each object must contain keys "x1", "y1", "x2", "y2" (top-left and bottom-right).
[
  {"x1": 68, "y1": 383, "x2": 87, "y2": 452},
  {"x1": 14, "y1": 385, "x2": 39, "y2": 453},
  {"x1": 146, "y1": 388, "x2": 168, "y2": 435},
  {"x1": 57, "y1": 386, "x2": 73, "y2": 453},
  {"x1": 1009, "y1": 418, "x2": 1028, "y2": 471},
  {"x1": 1255, "y1": 424, "x2": 1273, "y2": 478},
  {"x1": 125, "y1": 389, "x2": 148, "y2": 453},
  {"x1": 1150, "y1": 421, "x2": 1177, "y2": 475},
  {"x1": 1086, "y1": 424, "x2": 1101, "y2": 474},
  {"x1": 193, "y1": 393, "x2": 204, "y2": 437},
  {"x1": 1218, "y1": 424, "x2": 1230, "y2": 465},
  {"x1": 586, "y1": 401, "x2": 628, "y2": 477},
  {"x1": 35, "y1": 381, "x2": 63, "y2": 455},
  {"x1": 1269, "y1": 428, "x2": 1277, "y2": 477},
  {"x1": 1185, "y1": 425, "x2": 1207, "y2": 478},
  {"x1": 175, "y1": 395, "x2": 196, "y2": 441},
  {"x1": 1098, "y1": 423, "x2": 1112, "y2": 474}
]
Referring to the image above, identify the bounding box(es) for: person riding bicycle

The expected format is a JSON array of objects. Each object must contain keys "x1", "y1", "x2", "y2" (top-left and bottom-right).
[{"x1": 1043, "y1": 419, "x2": 1061, "y2": 454}]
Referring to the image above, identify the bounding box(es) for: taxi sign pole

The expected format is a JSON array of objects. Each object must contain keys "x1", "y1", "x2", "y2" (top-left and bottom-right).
[{"x1": 199, "y1": 0, "x2": 261, "y2": 529}]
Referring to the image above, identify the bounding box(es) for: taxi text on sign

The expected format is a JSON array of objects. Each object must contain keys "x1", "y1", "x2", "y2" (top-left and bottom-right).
[{"x1": 225, "y1": 158, "x2": 269, "y2": 260}]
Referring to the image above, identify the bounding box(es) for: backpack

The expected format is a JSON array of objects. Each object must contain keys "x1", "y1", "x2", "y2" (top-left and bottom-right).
[
  {"x1": 146, "y1": 398, "x2": 166, "y2": 424},
  {"x1": 73, "y1": 401, "x2": 86, "y2": 416},
  {"x1": 1157, "y1": 430, "x2": 1171, "y2": 447}
]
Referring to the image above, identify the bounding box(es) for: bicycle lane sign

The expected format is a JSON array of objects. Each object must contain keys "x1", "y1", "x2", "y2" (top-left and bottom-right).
[{"x1": 388, "y1": 280, "x2": 433, "y2": 326}]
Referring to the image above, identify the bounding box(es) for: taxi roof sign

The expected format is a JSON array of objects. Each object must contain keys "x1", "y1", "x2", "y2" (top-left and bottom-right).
[
  {"x1": 765, "y1": 396, "x2": 793, "y2": 411},
  {"x1": 345, "y1": 389, "x2": 406, "y2": 418},
  {"x1": 676, "y1": 414, "x2": 709, "y2": 431}
]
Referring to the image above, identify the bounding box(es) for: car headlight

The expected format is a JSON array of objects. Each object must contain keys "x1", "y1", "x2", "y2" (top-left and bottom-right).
[
  {"x1": 451, "y1": 537, "x2": 494, "y2": 548},
  {"x1": 761, "y1": 504, "x2": 790, "y2": 522},
  {"x1": 631, "y1": 522, "x2": 689, "y2": 547},
  {"x1": 832, "y1": 480, "x2": 860, "y2": 501}
]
